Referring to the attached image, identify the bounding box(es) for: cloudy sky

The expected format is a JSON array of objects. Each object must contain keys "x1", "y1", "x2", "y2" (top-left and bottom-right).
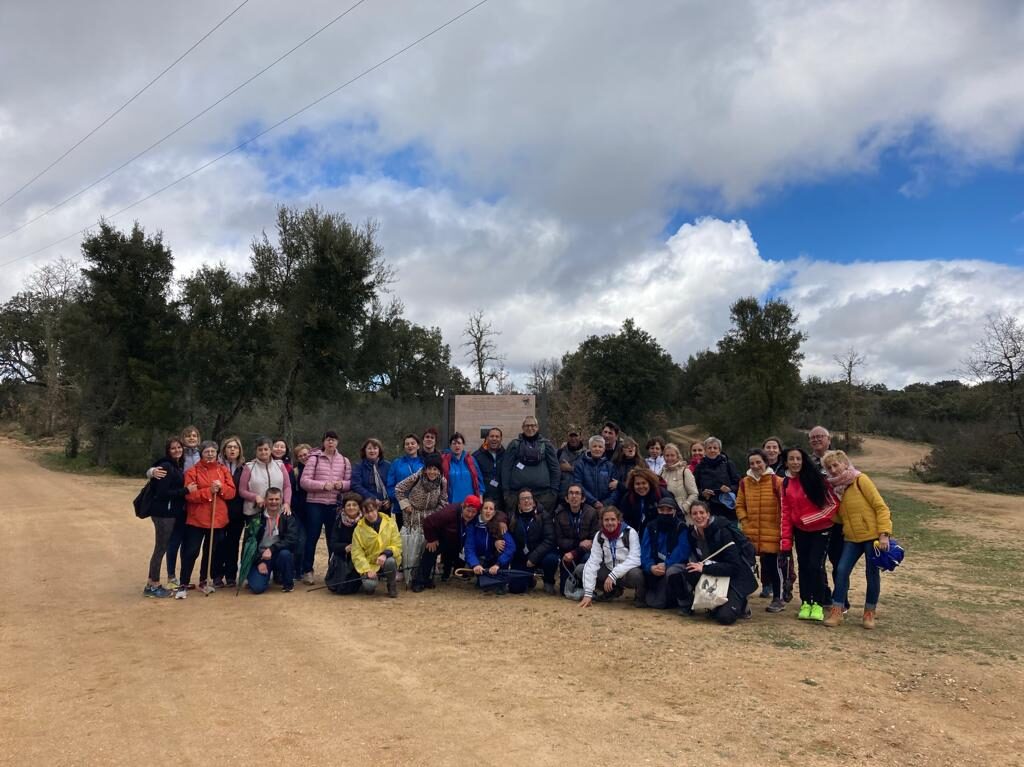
[{"x1": 1, "y1": 0, "x2": 1022, "y2": 387}]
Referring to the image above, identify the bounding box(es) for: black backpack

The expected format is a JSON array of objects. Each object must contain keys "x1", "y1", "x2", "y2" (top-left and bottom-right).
[{"x1": 133, "y1": 481, "x2": 154, "y2": 519}]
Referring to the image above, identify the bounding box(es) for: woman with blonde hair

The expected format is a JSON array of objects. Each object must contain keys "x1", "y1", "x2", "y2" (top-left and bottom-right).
[
  {"x1": 659, "y1": 443, "x2": 698, "y2": 521},
  {"x1": 821, "y1": 450, "x2": 893, "y2": 630}
]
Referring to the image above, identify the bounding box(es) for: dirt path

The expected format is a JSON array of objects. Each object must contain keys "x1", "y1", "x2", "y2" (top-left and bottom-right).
[{"x1": 2, "y1": 438, "x2": 1022, "y2": 766}]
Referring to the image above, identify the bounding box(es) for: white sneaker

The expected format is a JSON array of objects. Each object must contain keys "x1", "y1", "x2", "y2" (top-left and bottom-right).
[
  {"x1": 303, "y1": 571, "x2": 314, "y2": 585},
  {"x1": 174, "y1": 587, "x2": 187, "y2": 600}
]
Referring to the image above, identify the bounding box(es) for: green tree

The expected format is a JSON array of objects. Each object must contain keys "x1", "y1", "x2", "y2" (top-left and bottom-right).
[
  {"x1": 558, "y1": 318, "x2": 681, "y2": 434},
  {"x1": 357, "y1": 298, "x2": 470, "y2": 399},
  {"x1": 178, "y1": 264, "x2": 265, "y2": 440},
  {"x1": 249, "y1": 206, "x2": 390, "y2": 440},
  {"x1": 691, "y1": 297, "x2": 805, "y2": 446},
  {"x1": 62, "y1": 221, "x2": 179, "y2": 467}
]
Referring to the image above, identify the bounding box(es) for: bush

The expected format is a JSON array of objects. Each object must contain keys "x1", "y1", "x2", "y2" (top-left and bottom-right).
[{"x1": 915, "y1": 424, "x2": 1024, "y2": 494}]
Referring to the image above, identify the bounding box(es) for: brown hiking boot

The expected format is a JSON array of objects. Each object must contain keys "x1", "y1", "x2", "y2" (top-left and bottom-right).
[
  {"x1": 823, "y1": 605, "x2": 844, "y2": 627},
  {"x1": 862, "y1": 609, "x2": 876, "y2": 629}
]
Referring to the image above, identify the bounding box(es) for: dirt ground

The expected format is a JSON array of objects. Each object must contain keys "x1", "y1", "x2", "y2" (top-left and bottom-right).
[{"x1": 2, "y1": 436, "x2": 1022, "y2": 767}]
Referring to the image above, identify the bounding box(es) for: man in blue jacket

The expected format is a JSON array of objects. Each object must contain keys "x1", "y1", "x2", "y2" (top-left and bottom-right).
[
  {"x1": 640, "y1": 496, "x2": 690, "y2": 609},
  {"x1": 472, "y1": 427, "x2": 505, "y2": 510}
]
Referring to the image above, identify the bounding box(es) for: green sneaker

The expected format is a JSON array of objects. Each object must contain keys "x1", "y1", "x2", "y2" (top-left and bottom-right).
[
  {"x1": 798, "y1": 601, "x2": 812, "y2": 620},
  {"x1": 809, "y1": 603, "x2": 825, "y2": 622}
]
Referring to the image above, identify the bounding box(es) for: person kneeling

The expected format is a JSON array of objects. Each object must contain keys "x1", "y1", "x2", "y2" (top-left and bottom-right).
[
  {"x1": 352, "y1": 498, "x2": 402, "y2": 598},
  {"x1": 464, "y1": 499, "x2": 516, "y2": 594},
  {"x1": 325, "y1": 493, "x2": 363, "y2": 594},
  {"x1": 682, "y1": 500, "x2": 758, "y2": 625},
  {"x1": 415, "y1": 495, "x2": 481, "y2": 592},
  {"x1": 578, "y1": 507, "x2": 645, "y2": 608},
  {"x1": 641, "y1": 497, "x2": 691, "y2": 609},
  {"x1": 247, "y1": 488, "x2": 300, "y2": 594}
]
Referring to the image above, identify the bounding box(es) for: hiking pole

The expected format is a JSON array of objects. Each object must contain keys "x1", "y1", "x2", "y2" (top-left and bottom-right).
[
  {"x1": 306, "y1": 573, "x2": 365, "y2": 593},
  {"x1": 204, "y1": 491, "x2": 217, "y2": 596}
]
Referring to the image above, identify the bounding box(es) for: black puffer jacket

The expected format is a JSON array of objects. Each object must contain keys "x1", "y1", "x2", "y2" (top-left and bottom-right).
[
  {"x1": 510, "y1": 510, "x2": 556, "y2": 566},
  {"x1": 687, "y1": 516, "x2": 757, "y2": 598},
  {"x1": 694, "y1": 454, "x2": 740, "y2": 520},
  {"x1": 148, "y1": 458, "x2": 187, "y2": 518}
]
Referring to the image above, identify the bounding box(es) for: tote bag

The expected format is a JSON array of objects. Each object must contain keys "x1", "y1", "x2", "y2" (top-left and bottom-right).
[{"x1": 692, "y1": 541, "x2": 736, "y2": 611}]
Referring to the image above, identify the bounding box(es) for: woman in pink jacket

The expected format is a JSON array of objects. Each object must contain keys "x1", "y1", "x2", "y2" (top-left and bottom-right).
[{"x1": 298, "y1": 430, "x2": 352, "y2": 584}]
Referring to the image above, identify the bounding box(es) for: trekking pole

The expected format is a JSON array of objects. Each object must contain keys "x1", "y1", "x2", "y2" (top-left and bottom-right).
[
  {"x1": 204, "y1": 492, "x2": 217, "y2": 596},
  {"x1": 306, "y1": 573, "x2": 365, "y2": 593}
]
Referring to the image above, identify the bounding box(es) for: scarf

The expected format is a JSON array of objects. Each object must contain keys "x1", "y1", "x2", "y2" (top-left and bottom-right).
[
  {"x1": 688, "y1": 457, "x2": 702, "y2": 473},
  {"x1": 339, "y1": 512, "x2": 360, "y2": 528},
  {"x1": 603, "y1": 522, "x2": 623, "y2": 542},
  {"x1": 826, "y1": 464, "x2": 862, "y2": 497},
  {"x1": 404, "y1": 472, "x2": 444, "y2": 530},
  {"x1": 369, "y1": 460, "x2": 387, "y2": 498}
]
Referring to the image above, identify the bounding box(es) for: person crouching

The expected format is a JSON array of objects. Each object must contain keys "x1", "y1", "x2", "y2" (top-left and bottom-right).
[
  {"x1": 246, "y1": 487, "x2": 299, "y2": 594},
  {"x1": 578, "y1": 506, "x2": 645, "y2": 608},
  {"x1": 351, "y1": 498, "x2": 402, "y2": 598}
]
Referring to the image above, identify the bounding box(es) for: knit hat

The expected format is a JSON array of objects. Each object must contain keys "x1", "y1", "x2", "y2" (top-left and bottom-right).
[
  {"x1": 423, "y1": 454, "x2": 443, "y2": 470},
  {"x1": 462, "y1": 494, "x2": 482, "y2": 510}
]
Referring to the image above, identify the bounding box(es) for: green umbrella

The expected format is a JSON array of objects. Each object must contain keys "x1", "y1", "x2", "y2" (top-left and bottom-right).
[{"x1": 235, "y1": 516, "x2": 262, "y2": 595}]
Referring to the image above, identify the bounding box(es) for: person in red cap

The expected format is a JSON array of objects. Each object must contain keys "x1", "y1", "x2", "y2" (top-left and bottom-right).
[{"x1": 413, "y1": 494, "x2": 482, "y2": 591}]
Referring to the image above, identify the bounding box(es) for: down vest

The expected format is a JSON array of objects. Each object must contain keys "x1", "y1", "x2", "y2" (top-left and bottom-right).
[{"x1": 736, "y1": 470, "x2": 783, "y2": 555}]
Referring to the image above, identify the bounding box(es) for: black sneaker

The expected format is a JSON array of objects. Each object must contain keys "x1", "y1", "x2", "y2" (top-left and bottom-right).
[
  {"x1": 282, "y1": 584, "x2": 293, "y2": 593},
  {"x1": 759, "y1": 585, "x2": 771, "y2": 598},
  {"x1": 411, "y1": 583, "x2": 425, "y2": 593}
]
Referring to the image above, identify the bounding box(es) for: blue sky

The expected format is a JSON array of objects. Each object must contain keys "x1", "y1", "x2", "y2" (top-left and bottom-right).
[{"x1": 667, "y1": 153, "x2": 1024, "y2": 267}]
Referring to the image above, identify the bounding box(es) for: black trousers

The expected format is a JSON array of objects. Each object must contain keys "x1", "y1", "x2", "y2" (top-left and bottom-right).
[
  {"x1": 415, "y1": 538, "x2": 464, "y2": 587},
  {"x1": 759, "y1": 553, "x2": 783, "y2": 600},
  {"x1": 794, "y1": 527, "x2": 832, "y2": 606},
  {"x1": 179, "y1": 524, "x2": 226, "y2": 586}
]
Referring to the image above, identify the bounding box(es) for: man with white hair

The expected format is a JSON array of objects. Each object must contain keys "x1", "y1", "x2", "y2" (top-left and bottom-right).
[
  {"x1": 808, "y1": 426, "x2": 831, "y2": 472},
  {"x1": 808, "y1": 425, "x2": 848, "y2": 611}
]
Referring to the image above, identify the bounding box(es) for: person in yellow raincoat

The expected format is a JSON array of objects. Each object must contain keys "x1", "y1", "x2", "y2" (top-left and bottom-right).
[{"x1": 351, "y1": 498, "x2": 403, "y2": 598}]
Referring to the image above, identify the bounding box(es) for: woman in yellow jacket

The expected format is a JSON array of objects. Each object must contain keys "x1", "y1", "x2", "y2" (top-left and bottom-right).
[
  {"x1": 351, "y1": 498, "x2": 403, "y2": 598},
  {"x1": 736, "y1": 449, "x2": 785, "y2": 613},
  {"x1": 820, "y1": 450, "x2": 892, "y2": 629}
]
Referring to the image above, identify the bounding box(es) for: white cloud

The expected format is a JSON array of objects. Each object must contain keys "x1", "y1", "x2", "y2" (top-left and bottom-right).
[{"x1": 0, "y1": 1, "x2": 1022, "y2": 389}]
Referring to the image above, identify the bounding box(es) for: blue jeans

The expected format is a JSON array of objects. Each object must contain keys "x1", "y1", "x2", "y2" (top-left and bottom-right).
[
  {"x1": 303, "y1": 503, "x2": 336, "y2": 575},
  {"x1": 831, "y1": 541, "x2": 881, "y2": 610},
  {"x1": 248, "y1": 549, "x2": 295, "y2": 594}
]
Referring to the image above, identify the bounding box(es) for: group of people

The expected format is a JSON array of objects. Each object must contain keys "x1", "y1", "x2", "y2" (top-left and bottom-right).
[{"x1": 139, "y1": 418, "x2": 894, "y2": 629}]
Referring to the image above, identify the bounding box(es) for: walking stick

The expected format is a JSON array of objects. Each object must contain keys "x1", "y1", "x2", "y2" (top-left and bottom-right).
[{"x1": 204, "y1": 491, "x2": 217, "y2": 596}]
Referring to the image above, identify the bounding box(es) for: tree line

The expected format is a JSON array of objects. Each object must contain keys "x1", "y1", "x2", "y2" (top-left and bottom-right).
[{"x1": 1, "y1": 206, "x2": 1019, "y2": 491}]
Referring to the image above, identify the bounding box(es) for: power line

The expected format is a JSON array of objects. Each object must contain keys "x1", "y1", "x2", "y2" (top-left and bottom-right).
[
  {"x1": 0, "y1": 0, "x2": 373, "y2": 242},
  {"x1": 0, "y1": 0, "x2": 253, "y2": 210},
  {"x1": 1, "y1": 0, "x2": 493, "y2": 269}
]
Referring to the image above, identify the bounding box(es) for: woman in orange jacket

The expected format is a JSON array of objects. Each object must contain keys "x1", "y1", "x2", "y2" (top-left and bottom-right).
[{"x1": 175, "y1": 440, "x2": 237, "y2": 598}]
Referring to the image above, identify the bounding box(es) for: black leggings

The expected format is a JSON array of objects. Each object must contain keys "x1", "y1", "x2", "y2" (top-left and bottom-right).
[
  {"x1": 794, "y1": 527, "x2": 832, "y2": 606},
  {"x1": 759, "y1": 553, "x2": 782, "y2": 600},
  {"x1": 148, "y1": 517, "x2": 176, "y2": 582},
  {"x1": 179, "y1": 524, "x2": 226, "y2": 586}
]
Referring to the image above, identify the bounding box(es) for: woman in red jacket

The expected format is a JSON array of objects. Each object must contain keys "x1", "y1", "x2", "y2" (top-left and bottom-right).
[
  {"x1": 779, "y1": 447, "x2": 837, "y2": 622},
  {"x1": 176, "y1": 441, "x2": 237, "y2": 598}
]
